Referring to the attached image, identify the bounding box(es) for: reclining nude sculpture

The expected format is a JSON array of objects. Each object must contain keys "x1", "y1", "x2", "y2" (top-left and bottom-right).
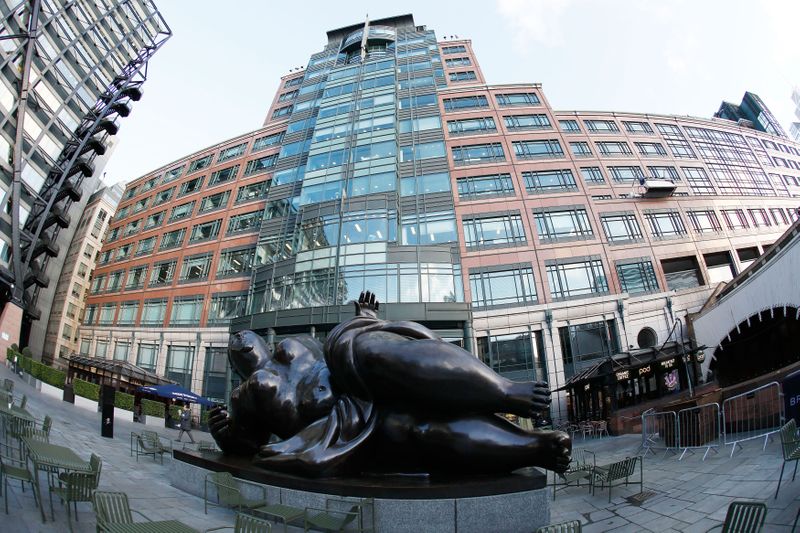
[{"x1": 209, "y1": 291, "x2": 571, "y2": 478}]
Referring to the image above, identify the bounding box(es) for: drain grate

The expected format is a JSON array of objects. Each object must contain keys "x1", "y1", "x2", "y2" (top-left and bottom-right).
[{"x1": 626, "y1": 490, "x2": 657, "y2": 506}]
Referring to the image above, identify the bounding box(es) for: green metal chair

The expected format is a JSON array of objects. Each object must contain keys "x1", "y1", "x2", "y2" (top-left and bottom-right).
[
  {"x1": 93, "y1": 491, "x2": 155, "y2": 531},
  {"x1": 17, "y1": 395, "x2": 26, "y2": 410},
  {"x1": 135, "y1": 430, "x2": 171, "y2": 463},
  {"x1": 591, "y1": 456, "x2": 643, "y2": 503},
  {"x1": 775, "y1": 419, "x2": 799, "y2": 499},
  {"x1": 0, "y1": 441, "x2": 37, "y2": 514},
  {"x1": 206, "y1": 512, "x2": 273, "y2": 533},
  {"x1": 303, "y1": 498, "x2": 372, "y2": 532},
  {"x1": 707, "y1": 501, "x2": 767, "y2": 533},
  {"x1": 2, "y1": 379, "x2": 12, "y2": 394},
  {"x1": 25, "y1": 415, "x2": 52, "y2": 442},
  {"x1": 552, "y1": 449, "x2": 596, "y2": 500},
  {"x1": 49, "y1": 471, "x2": 97, "y2": 531},
  {"x1": 204, "y1": 471, "x2": 268, "y2": 514},
  {"x1": 536, "y1": 519, "x2": 583, "y2": 533}
]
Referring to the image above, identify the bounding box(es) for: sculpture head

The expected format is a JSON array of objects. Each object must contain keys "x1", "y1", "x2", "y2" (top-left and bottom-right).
[{"x1": 232, "y1": 331, "x2": 336, "y2": 439}]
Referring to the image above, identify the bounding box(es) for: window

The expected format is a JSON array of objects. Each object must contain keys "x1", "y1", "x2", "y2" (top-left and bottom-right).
[
  {"x1": 353, "y1": 141, "x2": 397, "y2": 163},
  {"x1": 141, "y1": 299, "x2": 167, "y2": 326},
  {"x1": 656, "y1": 123, "x2": 682, "y2": 136},
  {"x1": 98, "y1": 304, "x2": 116, "y2": 325},
  {"x1": 347, "y1": 171, "x2": 397, "y2": 198},
  {"x1": 132, "y1": 197, "x2": 149, "y2": 213},
  {"x1": 76, "y1": 262, "x2": 88, "y2": 278},
  {"x1": 399, "y1": 141, "x2": 445, "y2": 162},
  {"x1": 682, "y1": 167, "x2": 715, "y2": 195},
  {"x1": 277, "y1": 89, "x2": 298, "y2": 102},
  {"x1": 584, "y1": 119, "x2": 619, "y2": 133},
  {"x1": 83, "y1": 305, "x2": 97, "y2": 325},
  {"x1": 90, "y1": 209, "x2": 107, "y2": 238},
  {"x1": 616, "y1": 259, "x2": 659, "y2": 294},
  {"x1": 144, "y1": 210, "x2": 165, "y2": 229},
  {"x1": 72, "y1": 282, "x2": 83, "y2": 299},
  {"x1": 79, "y1": 338, "x2": 90, "y2": 354},
  {"x1": 279, "y1": 139, "x2": 312, "y2": 158},
  {"x1": 445, "y1": 56, "x2": 472, "y2": 67},
  {"x1": 608, "y1": 166, "x2": 644, "y2": 182},
  {"x1": 179, "y1": 175, "x2": 204, "y2": 196},
  {"x1": 478, "y1": 331, "x2": 548, "y2": 382},
  {"x1": 504, "y1": 114, "x2": 551, "y2": 130},
  {"x1": 688, "y1": 210, "x2": 721, "y2": 233},
  {"x1": 209, "y1": 164, "x2": 240, "y2": 185},
  {"x1": 123, "y1": 186, "x2": 138, "y2": 200},
  {"x1": 125, "y1": 265, "x2": 147, "y2": 289},
  {"x1": 400, "y1": 211, "x2": 457, "y2": 245},
  {"x1": 513, "y1": 139, "x2": 564, "y2": 159},
  {"x1": 165, "y1": 345, "x2": 195, "y2": 388},
  {"x1": 449, "y1": 70, "x2": 477, "y2": 82},
  {"x1": 623, "y1": 121, "x2": 654, "y2": 134},
  {"x1": 452, "y1": 143, "x2": 505, "y2": 165},
  {"x1": 115, "y1": 206, "x2": 129, "y2": 220},
  {"x1": 117, "y1": 302, "x2": 139, "y2": 326},
  {"x1": 208, "y1": 293, "x2": 247, "y2": 324},
  {"x1": 264, "y1": 198, "x2": 295, "y2": 219},
  {"x1": 180, "y1": 254, "x2": 212, "y2": 282},
  {"x1": 169, "y1": 201, "x2": 195, "y2": 222},
  {"x1": 546, "y1": 258, "x2": 609, "y2": 299},
  {"x1": 596, "y1": 141, "x2": 632, "y2": 156},
  {"x1": 645, "y1": 211, "x2": 687, "y2": 238},
  {"x1": 272, "y1": 105, "x2": 292, "y2": 119},
  {"x1": 190, "y1": 219, "x2": 222, "y2": 242},
  {"x1": 227, "y1": 210, "x2": 262, "y2": 234},
  {"x1": 135, "y1": 235, "x2": 156, "y2": 256},
  {"x1": 661, "y1": 256, "x2": 703, "y2": 290},
  {"x1": 442, "y1": 45, "x2": 466, "y2": 54},
  {"x1": 534, "y1": 207, "x2": 594, "y2": 241},
  {"x1": 217, "y1": 247, "x2": 256, "y2": 277},
  {"x1": 252, "y1": 131, "x2": 284, "y2": 152},
  {"x1": 463, "y1": 213, "x2": 527, "y2": 249},
  {"x1": 162, "y1": 166, "x2": 183, "y2": 183},
  {"x1": 307, "y1": 149, "x2": 346, "y2": 172},
  {"x1": 580, "y1": 167, "x2": 605, "y2": 184},
  {"x1": 636, "y1": 142, "x2": 668, "y2": 157},
  {"x1": 136, "y1": 343, "x2": 158, "y2": 371},
  {"x1": 442, "y1": 95, "x2": 489, "y2": 112},
  {"x1": 456, "y1": 173, "x2": 515, "y2": 199},
  {"x1": 95, "y1": 339, "x2": 109, "y2": 358},
  {"x1": 496, "y1": 92, "x2": 540, "y2": 106},
  {"x1": 199, "y1": 190, "x2": 230, "y2": 212},
  {"x1": 159, "y1": 228, "x2": 185, "y2": 250},
  {"x1": 188, "y1": 154, "x2": 212, "y2": 173},
  {"x1": 447, "y1": 117, "x2": 496, "y2": 135},
  {"x1": 124, "y1": 219, "x2": 141, "y2": 237},
  {"x1": 666, "y1": 139, "x2": 695, "y2": 158},
  {"x1": 91, "y1": 275, "x2": 106, "y2": 293},
  {"x1": 141, "y1": 177, "x2": 159, "y2": 192},
  {"x1": 600, "y1": 213, "x2": 643, "y2": 243},
  {"x1": 245, "y1": 154, "x2": 279, "y2": 176},
  {"x1": 770, "y1": 208, "x2": 789, "y2": 225},
  {"x1": 113, "y1": 341, "x2": 130, "y2": 360},
  {"x1": 217, "y1": 143, "x2": 247, "y2": 163},
  {"x1": 169, "y1": 297, "x2": 203, "y2": 327},
  {"x1": 236, "y1": 181, "x2": 268, "y2": 203},
  {"x1": 149, "y1": 261, "x2": 176, "y2": 286},
  {"x1": 398, "y1": 93, "x2": 437, "y2": 109},
  {"x1": 469, "y1": 265, "x2": 537, "y2": 308},
  {"x1": 400, "y1": 172, "x2": 451, "y2": 196},
  {"x1": 570, "y1": 142, "x2": 592, "y2": 157},
  {"x1": 722, "y1": 209, "x2": 749, "y2": 229},
  {"x1": 522, "y1": 169, "x2": 577, "y2": 193},
  {"x1": 647, "y1": 166, "x2": 679, "y2": 181},
  {"x1": 61, "y1": 323, "x2": 73, "y2": 341},
  {"x1": 559, "y1": 120, "x2": 580, "y2": 133},
  {"x1": 152, "y1": 187, "x2": 174, "y2": 206},
  {"x1": 398, "y1": 115, "x2": 441, "y2": 134},
  {"x1": 106, "y1": 227, "x2": 120, "y2": 242},
  {"x1": 115, "y1": 244, "x2": 131, "y2": 261}
]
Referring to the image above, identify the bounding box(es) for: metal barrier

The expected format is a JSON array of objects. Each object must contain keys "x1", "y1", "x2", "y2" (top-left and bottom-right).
[
  {"x1": 722, "y1": 381, "x2": 784, "y2": 457},
  {"x1": 641, "y1": 408, "x2": 678, "y2": 457},
  {"x1": 676, "y1": 403, "x2": 721, "y2": 461}
]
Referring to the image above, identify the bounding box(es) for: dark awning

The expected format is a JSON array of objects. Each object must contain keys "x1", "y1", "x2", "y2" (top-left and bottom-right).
[{"x1": 67, "y1": 354, "x2": 175, "y2": 387}]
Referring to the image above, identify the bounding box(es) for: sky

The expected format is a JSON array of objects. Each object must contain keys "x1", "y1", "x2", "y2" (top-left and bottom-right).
[{"x1": 100, "y1": 0, "x2": 800, "y2": 186}]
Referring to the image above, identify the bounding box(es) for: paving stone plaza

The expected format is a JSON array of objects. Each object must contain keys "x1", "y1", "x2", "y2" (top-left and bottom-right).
[{"x1": 1, "y1": 363, "x2": 798, "y2": 532}]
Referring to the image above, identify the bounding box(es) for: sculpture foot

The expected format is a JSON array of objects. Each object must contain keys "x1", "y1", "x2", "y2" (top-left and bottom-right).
[
  {"x1": 505, "y1": 380, "x2": 551, "y2": 418},
  {"x1": 531, "y1": 430, "x2": 571, "y2": 474}
]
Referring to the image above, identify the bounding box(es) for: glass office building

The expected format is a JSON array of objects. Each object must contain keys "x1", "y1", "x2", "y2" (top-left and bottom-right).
[{"x1": 80, "y1": 15, "x2": 800, "y2": 418}]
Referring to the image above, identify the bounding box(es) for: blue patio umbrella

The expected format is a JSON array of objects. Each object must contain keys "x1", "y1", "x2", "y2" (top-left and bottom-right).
[{"x1": 136, "y1": 383, "x2": 217, "y2": 407}]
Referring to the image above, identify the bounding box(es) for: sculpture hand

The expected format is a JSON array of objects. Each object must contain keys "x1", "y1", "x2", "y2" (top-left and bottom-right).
[
  {"x1": 353, "y1": 290, "x2": 380, "y2": 317},
  {"x1": 208, "y1": 405, "x2": 235, "y2": 449}
]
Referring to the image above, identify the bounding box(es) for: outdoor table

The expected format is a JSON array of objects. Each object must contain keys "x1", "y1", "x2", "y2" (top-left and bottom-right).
[
  {"x1": 0, "y1": 401, "x2": 35, "y2": 443},
  {"x1": 21, "y1": 435, "x2": 92, "y2": 522},
  {"x1": 103, "y1": 520, "x2": 201, "y2": 533}
]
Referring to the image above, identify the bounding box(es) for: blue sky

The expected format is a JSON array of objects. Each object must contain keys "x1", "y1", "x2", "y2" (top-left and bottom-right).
[{"x1": 101, "y1": 0, "x2": 800, "y2": 185}]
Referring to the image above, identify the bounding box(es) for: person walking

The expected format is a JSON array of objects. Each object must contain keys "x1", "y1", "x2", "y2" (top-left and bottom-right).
[{"x1": 177, "y1": 404, "x2": 195, "y2": 443}]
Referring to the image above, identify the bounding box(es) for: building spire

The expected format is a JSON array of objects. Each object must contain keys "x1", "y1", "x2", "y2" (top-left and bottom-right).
[{"x1": 360, "y1": 14, "x2": 369, "y2": 61}]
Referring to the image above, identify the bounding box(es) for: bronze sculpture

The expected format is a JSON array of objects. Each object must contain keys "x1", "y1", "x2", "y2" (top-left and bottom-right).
[{"x1": 209, "y1": 291, "x2": 571, "y2": 477}]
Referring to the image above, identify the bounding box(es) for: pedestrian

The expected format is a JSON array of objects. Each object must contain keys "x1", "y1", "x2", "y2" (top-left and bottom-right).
[{"x1": 177, "y1": 404, "x2": 195, "y2": 443}]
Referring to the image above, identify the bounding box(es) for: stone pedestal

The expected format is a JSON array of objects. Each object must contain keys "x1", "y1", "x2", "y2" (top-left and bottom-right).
[{"x1": 170, "y1": 450, "x2": 550, "y2": 533}]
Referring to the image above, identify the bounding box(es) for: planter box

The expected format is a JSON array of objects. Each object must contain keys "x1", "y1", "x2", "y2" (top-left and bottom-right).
[
  {"x1": 114, "y1": 407, "x2": 134, "y2": 423},
  {"x1": 74, "y1": 394, "x2": 98, "y2": 412},
  {"x1": 145, "y1": 415, "x2": 165, "y2": 427},
  {"x1": 40, "y1": 382, "x2": 62, "y2": 400}
]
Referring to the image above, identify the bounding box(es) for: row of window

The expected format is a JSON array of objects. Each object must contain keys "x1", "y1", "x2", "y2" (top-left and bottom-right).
[
  {"x1": 84, "y1": 290, "x2": 247, "y2": 328},
  {"x1": 91, "y1": 246, "x2": 260, "y2": 295},
  {"x1": 108, "y1": 181, "x2": 269, "y2": 243},
  {"x1": 461, "y1": 205, "x2": 796, "y2": 249},
  {"x1": 118, "y1": 130, "x2": 285, "y2": 208}
]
